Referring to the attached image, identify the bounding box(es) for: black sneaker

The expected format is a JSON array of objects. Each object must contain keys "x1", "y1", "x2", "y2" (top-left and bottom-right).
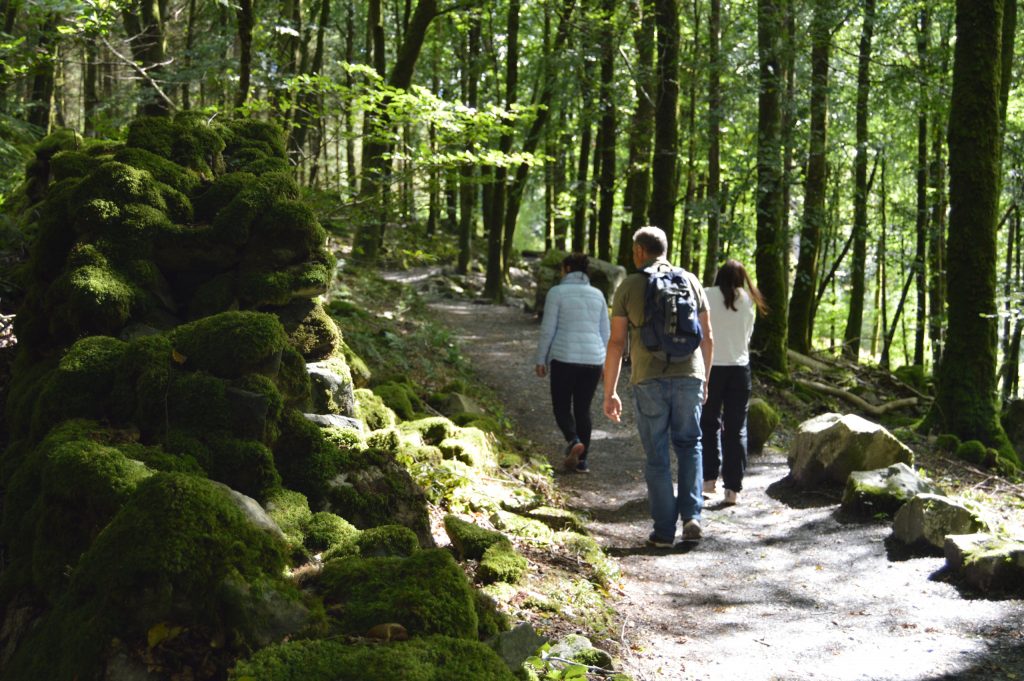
[
  {"x1": 576, "y1": 457, "x2": 589, "y2": 473},
  {"x1": 645, "y1": 533, "x2": 673, "y2": 548}
]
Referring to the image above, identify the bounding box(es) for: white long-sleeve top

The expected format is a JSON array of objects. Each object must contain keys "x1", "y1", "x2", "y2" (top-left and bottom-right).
[
  {"x1": 705, "y1": 285, "x2": 755, "y2": 366},
  {"x1": 535, "y1": 271, "x2": 611, "y2": 367}
]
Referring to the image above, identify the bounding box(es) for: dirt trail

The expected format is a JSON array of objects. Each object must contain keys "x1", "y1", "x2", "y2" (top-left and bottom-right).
[{"x1": 428, "y1": 297, "x2": 1024, "y2": 681}]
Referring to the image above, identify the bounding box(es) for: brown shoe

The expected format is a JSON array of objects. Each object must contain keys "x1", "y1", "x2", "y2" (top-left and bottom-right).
[{"x1": 723, "y1": 490, "x2": 738, "y2": 506}]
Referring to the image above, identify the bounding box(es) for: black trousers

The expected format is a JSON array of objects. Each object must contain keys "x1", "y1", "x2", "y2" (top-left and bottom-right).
[
  {"x1": 549, "y1": 359, "x2": 603, "y2": 455},
  {"x1": 700, "y1": 364, "x2": 752, "y2": 492}
]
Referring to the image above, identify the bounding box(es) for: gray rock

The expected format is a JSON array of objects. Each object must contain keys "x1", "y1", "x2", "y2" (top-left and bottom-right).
[
  {"x1": 548, "y1": 633, "x2": 614, "y2": 669},
  {"x1": 307, "y1": 360, "x2": 357, "y2": 417},
  {"x1": 211, "y1": 482, "x2": 286, "y2": 542},
  {"x1": 944, "y1": 533, "x2": 1024, "y2": 595},
  {"x1": 104, "y1": 652, "x2": 159, "y2": 681},
  {"x1": 788, "y1": 413, "x2": 914, "y2": 488},
  {"x1": 534, "y1": 253, "x2": 626, "y2": 317},
  {"x1": 221, "y1": 577, "x2": 314, "y2": 646},
  {"x1": 893, "y1": 493, "x2": 986, "y2": 550},
  {"x1": 444, "y1": 392, "x2": 486, "y2": 417},
  {"x1": 487, "y1": 622, "x2": 548, "y2": 670},
  {"x1": 303, "y1": 412, "x2": 364, "y2": 431},
  {"x1": 841, "y1": 463, "x2": 943, "y2": 517}
]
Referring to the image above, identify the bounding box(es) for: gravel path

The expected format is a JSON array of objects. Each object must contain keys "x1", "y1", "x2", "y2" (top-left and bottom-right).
[{"x1": 428, "y1": 296, "x2": 1024, "y2": 681}]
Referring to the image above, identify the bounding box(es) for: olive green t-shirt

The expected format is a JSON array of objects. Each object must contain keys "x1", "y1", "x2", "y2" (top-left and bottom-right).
[{"x1": 610, "y1": 258, "x2": 708, "y2": 385}]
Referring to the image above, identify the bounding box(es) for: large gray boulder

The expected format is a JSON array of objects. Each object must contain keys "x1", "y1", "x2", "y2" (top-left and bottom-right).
[
  {"x1": 841, "y1": 462, "x2": 943, "y2": 517},
  {"x1": 533, "y1": 251, "x2": 626, "y2": 317},
  {"x1": 944, "y1": 533, "x2": 1024, "y2": 595},
  {"x1": 788, "y1": 413, "x2": 914, "y2": 487},
  {"x1": 487, "y1": 623, "x2": 548, "y2": 671},
  {"x1": 892, "y1": 493, "x2": 986, "y2": 551}
]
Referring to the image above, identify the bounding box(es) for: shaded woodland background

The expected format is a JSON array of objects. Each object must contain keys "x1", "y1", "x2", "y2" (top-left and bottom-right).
[{"x1": 0, "y1": 0, "x2": 1021, "y2": 451}]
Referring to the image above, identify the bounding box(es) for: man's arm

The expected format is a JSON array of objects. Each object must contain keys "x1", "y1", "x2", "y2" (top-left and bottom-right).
[
  {"x1": 699, "y1": 309, "x2": 713, "y2": 402},
  {"x1": 602, "y1": 316, "x2": 629, "y2": 422}
]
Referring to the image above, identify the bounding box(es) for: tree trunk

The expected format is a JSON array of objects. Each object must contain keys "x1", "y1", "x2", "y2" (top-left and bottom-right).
[
  {"x1": 928, "y1": 15, "x2": 952, "y2": 371},
  {"x1": 680, "y1": 0, "x2": 700, "y2": 271},
  {"x1": 457, "y1": 16, "x2": 481, "y2": 274},
  {"x1": 1001, "y1": 207, "x2": 1019, "y2": 401},
  {"x1": 933, "y1": 0, "x2": 1012, "y2": 452},
  {"x1": 649, "y1": 0, "x2": 680, "y2": 252},
  {"x1": 83, "y1": 35, "x2": 99, "y2": 136},
  {"x1": 27, "y1": 12, "x2": 58, "y2": 130},
  {"x1": 572, "y1": 108, "x2": 593, "y2": 253},
  {"x1": 913, "y1": 6, "x2": 929, "y2": 367},
  {"x1": 750, "y1": 0, "x2": 789, "y2": 373},
  {"x1": 235, "y1": 0, "x2": 254, "y2": 108},
  {"x1": 596, "y1": 0, "x2": 616, "y2": 262},
  {"x1": 787, "y1": 0, "x2": 831, "y2": 354},
  {"x1": 484, "y1": 0, "x2": 520, "y2": 301},
  {"x1": 621, "y1": 0, "x2": 656, "y2": 270},
  {"x1": 704, "y1": 0, "x2": 722, "y2": 284},
  {"x1": 122, "y1": 0, "x2": 170, "y2": 116},
  {"x1": 291, "y1": 0, "x2": 330, "y2": 172},
  {"x1": 842, "y1": 0, "x2": 875, "y2": 361},
  {"x1": 780, "y1": 4, "x2": 796, "y2": 297}
]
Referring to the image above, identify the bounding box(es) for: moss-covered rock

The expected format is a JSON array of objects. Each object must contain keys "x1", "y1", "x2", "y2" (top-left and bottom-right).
[
  {"x1": 356, "y1": 524, "x2": 420, "y2": 558},
  {"x1": 307, "y1": 357, "x2": 356, "y2": 417},
  {"x1": 477, "y1": 539, "x2": 527, "y2": 585},
  {"x1": 935, "y1": 433, "x2": 961, "y2": 452},
  {"x1": 444, "y1": 515, "x2": 506, "y2": 561},
  {"x1": 303, "y1": 511, "x2": 359, "y2": 553},
  {"x1": 373, "y1": 381, "x2": 423, "y2": 421},
  {"x1": 229, "y1": 636, "x2": 517, "y2": 681},
  {"x1": 489, "y1": 510, "x2": 554, "y2": 544},
  {"x1": 401, "y1": 416, "x2": 460, "y2": 446},
  {"x1": 955, "y1": 439, "x2": 995, "y2": 467},
  {"x1": 171, "y1": 311, "x2": 288, "y2": 379},
  {"x1": 317, "y1": 549, "x2": 480, "y2": 639},
  {"x1": 355, "y1": 388, "x2": 397, "y2": 430},
  {"x1": 747, "y1": 397, "x2": 781, "y2": 453},
  {"x1": 277, "y1": 300, "x2": 343, "y2": 362},
  {"x1": 264, "y1": 488, "x2": 313, "y2": 550},
  {"x1": 473, "y1": 590, "x2": 511, "y2": 640}
]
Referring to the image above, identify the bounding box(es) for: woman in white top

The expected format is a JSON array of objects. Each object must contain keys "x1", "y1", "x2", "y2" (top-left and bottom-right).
[{"x1": 700, "y1": 259, "x2": 767, "y2": 504}]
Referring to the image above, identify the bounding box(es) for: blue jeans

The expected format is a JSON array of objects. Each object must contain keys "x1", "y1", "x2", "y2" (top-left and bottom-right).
[
  {"x1": 701, "y1": 364, "x2": 751, "y2": 492},
  {"x1": 632, "y1": 376, "x2": 704, "y2": 541}
]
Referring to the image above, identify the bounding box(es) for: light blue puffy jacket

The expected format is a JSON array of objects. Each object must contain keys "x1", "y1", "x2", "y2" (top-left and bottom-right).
[{"x1": 535, "y1": 271, "x2": 611, "y2": 367}]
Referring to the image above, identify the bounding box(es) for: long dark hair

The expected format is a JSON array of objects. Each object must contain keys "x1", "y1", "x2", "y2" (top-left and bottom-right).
[{"x1": 714, "y1": 259, "x2": 768, "y2": 315}]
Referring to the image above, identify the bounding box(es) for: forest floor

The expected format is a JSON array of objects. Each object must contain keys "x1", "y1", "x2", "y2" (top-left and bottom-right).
[{"x1": 413, "y1": 274, "x2": 1024, "y2": 681}]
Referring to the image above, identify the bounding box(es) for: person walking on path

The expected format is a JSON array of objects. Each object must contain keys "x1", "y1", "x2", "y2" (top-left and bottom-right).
[
  {"x1": 535, "y1": 253, "x2": 611, "y2": 473},
  {"x1": 700, "y1": 259, "x2": 767, "y2": 506},
  {"x1": 602, "y1": 227, "x2": 714, "y2": 546}
]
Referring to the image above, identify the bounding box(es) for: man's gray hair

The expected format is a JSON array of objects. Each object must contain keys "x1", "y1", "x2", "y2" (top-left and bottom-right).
[{"x1": 633, "y1": 226, "x2": 667, "y2": 257}]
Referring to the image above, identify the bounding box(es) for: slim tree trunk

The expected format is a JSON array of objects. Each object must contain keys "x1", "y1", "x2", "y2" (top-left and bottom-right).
[
  {"x1": 572, "y1": 116, "x2": 593, "y2": 253},
  {"x1": 649, "y1": 0, "x2": 680, "y2": 252},
  {"x1": 934, "y1": 0, "x2": 1012, "y2": 453},
  {"x1": 596, "y1": 0, "x2": 616, "y2": 262},
  {"x1": 750, "y1": 0, "x2": 789, "y2": 373},
  {"x1": 621, "y1": 0, "x2": 656, "y2": 270},
  {"x1": 913, "y1": 7, "x2": 929, "y2": 367},
  {"x1": 457, "y1": 16, "x2": 481, "y2": 274},
  {"x1": 929, "y1": 15, "x2": 952, "y2": 371},
  {"x1": 484, "y1": 0, "x2": 520, "y2": 301},
  {"x1": 680, "y1": 0, "x2": 700, "y2": 270},
  {"x1": 704, "y1": 0, "x2": 722, "y2": 284},
  {"x1": 122, "y1": 0, "x2": 170, "y2": 116},
  {"x1": 787, "y1": 0, "x2": 831, "y2": 354},
  {"x1": 83, "y1": 35, "x2": 99, "y2": 136},
  {"x1": 27, "y1": 12, "x2": 58, "y2": 130},
  {"x1": 842, "y1": 0, "x2": 875, "y2": 361},
  {"x1": 781, "y1": 4, "x2": 796, "y2": 296},
  {"x1": 235, "y1": 0, "x2": 254, "y2": 107},
  {"x1": 1001, "y1": 207, "x2": 1019, "y2": 400}
]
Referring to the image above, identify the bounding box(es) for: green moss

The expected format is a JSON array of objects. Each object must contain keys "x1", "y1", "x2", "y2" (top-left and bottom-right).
[
  {"x1": 956, "y1": 440, "x2": 993, "y2": 466},
  {"x1": 187, "y1": 273, "x2": 238, "y2": 319},
  {"x1": 472, "y1": 589, "x2": 511, "y2": 639},
  {"x1": 935, "y1": 433, "x2": 961, "y2": 452},
  {"x1": 373, "y1": 382, "x2": 423, "y2": 421},
  {"x1": 444, "y1": 515, "x2": 505, "y2": 561},
  {"x1": 34, "y1": 128, "x2": 84, "y2": 159},
  {"x1": 229, "y1": 636, "x2": 517, "y2": 681},
  {"x1": 304, "y1": 512, "x2": 359, "y2": 552},
  {"x1": 58, "y1": 263, "x2": 137, "y2": 335},
  {"x1": 224, "y1": 119, "x2": 288, "y2": 160},
  {"x1": 322, "y1": 426, "x2": 365, "y2": 452},
  {"x1": 339, "y1": 338, "x2": 371, "y2": 387},
  {"x1": 400, "y1": 417, "x2": 459, "y2": 446},
  {"x1": 265, "y1": 488, "x2": 313, "y2": 549},
  {"x1": 171, "y1": 311, "x2": 288, "y2": 379},
  {"x1": 476, "y1": 539, "x2": 527, "y2": 585},
  {"x1": 556, "y1": 532, "x2": 619, "y2": 587},
  {"x1": 70, "y1": 472, "x2": 286, "y2": 621},
  {"x1": 50, "y1": 150, "x2": 101, "y2": 181},
  {"x1": 276, "y1": 344, "x2": 312, "y2": 408},
  {"x1": 356, "y1": 524, "x2": 420, "y2": 558},
  {"x1": 211, "y1": 172, "x2": 298, "y2": 247},
  {"x1": 318, "y1": 549, "x2": 479, "y2": 639},
  {"x1": 126, "y1": 116, "x2": 177, "y2": 159},
  {"x1": 244, "y1": 199, "x2": 327, "y2": 268},
  {"x1": 747, "y1": 398, "x2": 781, "y2": 452},
  {"x1": 278, "y1": 301, "x2": 343, "y2": 362},
  {"x1": 166, "y1": 371, "x2": 231, "y2": 432},
  {"x1": 355, "y1": 388, "x2": 397, "y2": 430},
  {"x1": 203, "y1": 434, "x2": 281, "y2": 501},
  {"x1": 489, "y1": 511, "x2": 554, "y2": 544},
  {"x1": 113, "y1": 146, "x2": 201, "y2": 195},
  {"x1": 272, "y1": 409, "x2": 337, "y2": 504},
  {"x1": 72, "y1": 161, "x2": 168, "y2": 213},
  {"x1": 193, "y1": 172, "x2": 255, "y2": 223}
]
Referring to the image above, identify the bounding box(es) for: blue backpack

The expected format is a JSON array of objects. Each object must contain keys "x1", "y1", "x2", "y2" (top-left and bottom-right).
[{"x1": 640, "y1": 265, "x2": 703, "y2": 362}]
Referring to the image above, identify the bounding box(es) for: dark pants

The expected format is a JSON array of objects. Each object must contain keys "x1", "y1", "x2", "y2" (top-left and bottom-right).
[
  {"x1": 549, "y1": 359, "x2": 603, "y2": 456},
  {"x1": 700, "y1": 364, "x2": 751, "y2": 492}
]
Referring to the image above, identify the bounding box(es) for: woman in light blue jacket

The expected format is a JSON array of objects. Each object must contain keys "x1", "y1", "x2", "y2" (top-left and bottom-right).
[{"x1": 535, "y1": 253, "x2": 611, "y2": 472}]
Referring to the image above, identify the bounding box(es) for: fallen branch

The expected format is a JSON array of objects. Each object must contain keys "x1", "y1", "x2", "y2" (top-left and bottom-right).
[
  {"x1": 788, "y1": 349, "x2": 833, "y2": 372},
  {"x1": 794, "y1": 378, "x2": 918, "y2": 416}
]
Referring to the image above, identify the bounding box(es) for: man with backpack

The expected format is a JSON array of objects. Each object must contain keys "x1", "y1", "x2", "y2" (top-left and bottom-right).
[{"x1": 603, "y1": 226, "x2": 714, "y2": 547}]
